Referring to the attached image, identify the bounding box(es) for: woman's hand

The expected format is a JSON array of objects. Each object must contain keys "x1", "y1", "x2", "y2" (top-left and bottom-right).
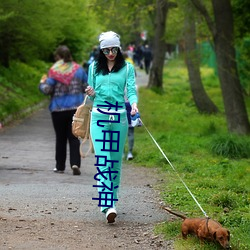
[
  {"x1": 85, "y1": 86, "x2": 95, "y2": 97},
  {"x1": 131, "y1": 103, "x2": 138, "y2": 116},
  {"x1": 40, "y1": 74, "x2": 47, "y2": 83}
]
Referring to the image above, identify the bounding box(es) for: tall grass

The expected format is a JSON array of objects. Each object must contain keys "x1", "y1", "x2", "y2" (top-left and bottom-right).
[{"x1": 130, "y1": 58, "x2": 250, "y2": 250}]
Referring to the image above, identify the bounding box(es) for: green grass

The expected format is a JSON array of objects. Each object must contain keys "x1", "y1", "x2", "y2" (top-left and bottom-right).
[
  {"x1": 0, "y1": 60, "x2": 50, "y2": 123},
  {"x1": 129, "y1": 58, "x2": 250, "y2": 250}
]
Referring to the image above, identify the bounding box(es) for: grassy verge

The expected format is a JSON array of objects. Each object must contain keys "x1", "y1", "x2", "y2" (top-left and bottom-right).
[
  {"x1": 130, "y1": 58, "x2": 250, "y2": 250},
  {"x1": 0, "y1": 60, "x2": 50, "y2": 125}
]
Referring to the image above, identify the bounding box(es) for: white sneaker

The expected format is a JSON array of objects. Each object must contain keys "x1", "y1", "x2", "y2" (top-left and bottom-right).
[
  {"x1": 127, "y1": 152, "x2": 133, "y2": 160},
  {"x1": 106, "y1": 208, "x2": 117, "y2": 223},
  {"x1": 53, "y1": 168, "x2": 64, "y2": 173}
]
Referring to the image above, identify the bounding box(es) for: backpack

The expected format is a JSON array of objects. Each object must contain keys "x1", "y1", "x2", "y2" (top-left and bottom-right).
[{"x1": 72, "y1": 95, "x2": 93, "y2": 158}]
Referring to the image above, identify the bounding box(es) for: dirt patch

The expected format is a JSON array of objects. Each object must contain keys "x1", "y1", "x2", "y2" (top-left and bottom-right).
[{"x1": 0, "y1": 215, "x2": 174, "y2": 250}]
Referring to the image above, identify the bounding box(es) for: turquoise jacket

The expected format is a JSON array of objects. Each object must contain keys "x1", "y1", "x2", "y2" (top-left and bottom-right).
[{"x1": 87, "y1": 62, "x2": 138, "y2": 109}]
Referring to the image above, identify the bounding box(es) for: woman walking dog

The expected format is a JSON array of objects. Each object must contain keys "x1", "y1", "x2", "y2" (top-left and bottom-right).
[{"x1": 86, "y1": 31, "x2": 138, "y2": 223}]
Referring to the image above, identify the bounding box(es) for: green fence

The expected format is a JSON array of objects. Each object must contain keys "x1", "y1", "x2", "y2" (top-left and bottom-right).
[
  {"x1": 198, "y1": 39, "x2": 250, "y2": 95},
  {"x1": 198, "y1": 41, "x2": 217, "y2": 74}
]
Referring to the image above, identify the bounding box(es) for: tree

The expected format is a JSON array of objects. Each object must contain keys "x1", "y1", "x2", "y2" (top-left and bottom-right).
[
  {"x1": 0, "y1": 0, "x2": 98, "y2": 66},
  {"x1": 191, "y1": 0, "x2": 250, "y2": 134},
  {"x1": 90, "y1": 0, "x2": 155, "y2": 48},
  {"x1": 148, "y1": 0, "x2": 177, "y2": 89},
  {"x1": 184, "y1": 1, "x2": 218, "y2": 114}
]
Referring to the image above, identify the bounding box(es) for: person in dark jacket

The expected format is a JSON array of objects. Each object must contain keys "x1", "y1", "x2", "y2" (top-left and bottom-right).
[{"x1": 143, "y1": 44, "x2": 152, "y2": 74}]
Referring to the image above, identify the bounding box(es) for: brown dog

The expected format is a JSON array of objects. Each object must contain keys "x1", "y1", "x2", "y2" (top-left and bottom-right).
[{"x1": 162, "y1": 207, "x2": 231, "y2": 249}]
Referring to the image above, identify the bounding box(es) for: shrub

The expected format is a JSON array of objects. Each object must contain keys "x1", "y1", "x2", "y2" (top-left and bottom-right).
[
  {"x1": 210, "y1": 134, "x2": 250, "y2": 158},
  {"x1": 210, "y1": 191, "x2": 237, "y2": 209}
]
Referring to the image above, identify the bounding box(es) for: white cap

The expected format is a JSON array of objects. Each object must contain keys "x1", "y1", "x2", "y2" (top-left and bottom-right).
[{"x1": 99, "y1": 31, "x2": 121, "y2": 49}]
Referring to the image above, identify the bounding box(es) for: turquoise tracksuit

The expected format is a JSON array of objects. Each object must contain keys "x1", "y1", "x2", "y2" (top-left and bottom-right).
[{"x1": 88, "y1": 62, "x2": 137, "y2": 212}]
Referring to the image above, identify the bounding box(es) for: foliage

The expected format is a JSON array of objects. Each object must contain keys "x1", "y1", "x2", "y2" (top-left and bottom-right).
[
  {"x1": 236, "y1": 37, "x2": 250, "y2": 95},
  {"x1": 128, "y1": 58, "x2": 250, "y2": 249},
  {"x1": 0, "y1": 0, "x2": 100, "y2": 66},
  {"x1": 91, "y1": 0, "x2": 155, "y2": 46},
  {"x1": 0, "y1": 60, "x2": 49, "y2": 122},
  {"x1": 232, "y1": 0, "x2": 250, "y2": 95},
  {"x1": 232, "y1": 0, "x2": 250, "y2": 39},
  {"x1": 164, "y1": 1, "x2": 184, "y2": 44}
]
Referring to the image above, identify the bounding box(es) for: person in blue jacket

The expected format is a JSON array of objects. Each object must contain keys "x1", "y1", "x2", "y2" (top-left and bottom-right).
[
  {"x1": 86, "y1": 31, "x2": 138, "y2": 223},
  {"x1": 39, "y1": 45, "x2": 88, "y2": 175}
]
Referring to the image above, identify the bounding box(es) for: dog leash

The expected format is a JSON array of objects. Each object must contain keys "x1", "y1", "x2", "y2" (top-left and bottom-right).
[{"x1": 139, "y1": 118, "x2": 209, "y2": 218}]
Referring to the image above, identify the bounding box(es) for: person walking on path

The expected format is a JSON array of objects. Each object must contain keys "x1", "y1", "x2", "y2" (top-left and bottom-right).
[
  {"x1": 39, "y1": 45, "x2": 88, "y2": 175},
  {"x1": 143, "y1": 44, "x2": 153, "y2": 75},
  {"x1": 123, "y1": 51, "x2": 137, "y2": 161},
  {"x1": 85, "y1": 31, "x2": 138, "y2": 223}
]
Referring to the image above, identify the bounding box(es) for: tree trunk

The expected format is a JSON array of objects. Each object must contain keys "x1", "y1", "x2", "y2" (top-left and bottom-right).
[
  {"x1": 212, "y1": 0, "x2": 250, "y2": 134},
  {"x1": 147, "y1": 0, "x2": 169, "y2": 90},
  {"x1": 184, "y1": 4, "x2": 218, "y2": 114},
  {"x1": 191, "y1": 0, "x2": 250, "y2": 134}
]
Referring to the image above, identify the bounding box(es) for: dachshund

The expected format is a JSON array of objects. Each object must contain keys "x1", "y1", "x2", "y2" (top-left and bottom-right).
[{"x1": 162, "y1": 206, "x2": 231, "y2": 249}]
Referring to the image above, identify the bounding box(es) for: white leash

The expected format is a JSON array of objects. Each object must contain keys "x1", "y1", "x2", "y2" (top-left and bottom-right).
[{"x1": 139, "y1": 118, "x2": 209, "y2": 218}]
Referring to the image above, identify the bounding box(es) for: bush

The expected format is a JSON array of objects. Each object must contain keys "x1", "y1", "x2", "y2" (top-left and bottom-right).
[
  {"x1": 0, "y1": 60, "x2": 49, "y2": 123},
  {"x1": 210, "y1": 134, "x2": 250, "y2": 159},
  {"x1": 210, "y1": 191, "x2": 237, "y2": 209}
]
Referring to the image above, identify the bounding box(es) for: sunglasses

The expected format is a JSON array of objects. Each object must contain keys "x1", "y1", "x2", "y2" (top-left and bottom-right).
[{"x1": 102, "y1": 47, "x2": 119, "y2": 55}]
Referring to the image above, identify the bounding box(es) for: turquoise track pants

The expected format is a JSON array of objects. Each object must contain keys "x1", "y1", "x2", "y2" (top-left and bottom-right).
[{"x1": 90, "y1": 110, "x2": 128, "y2": 212}]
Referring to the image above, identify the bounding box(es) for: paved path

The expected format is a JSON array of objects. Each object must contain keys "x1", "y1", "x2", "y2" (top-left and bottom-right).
[
  {"x1": 135, "y1": 68, "x2": 149, "y2": 88},
  {"x1": 0, "y1": 71, "x2": 173, "y2": 249},
  {"x1": 0, "y1": 107, "x2": 165, "y2": 223}
]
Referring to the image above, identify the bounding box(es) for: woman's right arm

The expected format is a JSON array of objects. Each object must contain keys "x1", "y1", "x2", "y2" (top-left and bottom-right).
[
  {"x1": 86, "y1": 63, "x2": 96, "y2": 99},
  {"x1": 126, "y1": 64, "x2": 138, "y2": 114},
  {"x1": 39, "y1": 76, "x2": 56, "y2": 95}
]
